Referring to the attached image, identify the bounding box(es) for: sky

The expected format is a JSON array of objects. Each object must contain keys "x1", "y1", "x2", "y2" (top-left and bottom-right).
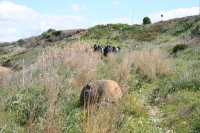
[{"x1": 0, "y1": 0, "x2": 199, "y2": 42}]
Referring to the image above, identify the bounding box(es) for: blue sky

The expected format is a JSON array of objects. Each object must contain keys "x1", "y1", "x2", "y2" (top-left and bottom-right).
[{"x1": 0, "y1": 0, "x2": 199, "y2": 42}]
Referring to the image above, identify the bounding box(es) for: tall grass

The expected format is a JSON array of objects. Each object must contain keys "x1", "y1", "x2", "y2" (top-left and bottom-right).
[
  {"x1": 2, "y1": 40, "x2": 196, "y2": 132},
  {"x1": 82, "y1": 93, "x2": 149, "y2": 133},
  {"x1": 46, "y1": 42, "x2": 152, "y2": 132},
  {"x1": 25, "y1": 41, "x2": 102, "y2": 132},
  {"x1": 82, "y1": 104, "x2": 118, "y2": 133},
  {"x1": 41, "y1": 72, "x2": 62, "y2": 133},
  {"x1": 128, "y1": 48, "x2": 174, "y2": 81},
  {"x1": 59, "y1": 52, "x2": 101, "y2": 89},
  {"x1": 97, "y1": 52, "x2": 133, "y2": 93}
]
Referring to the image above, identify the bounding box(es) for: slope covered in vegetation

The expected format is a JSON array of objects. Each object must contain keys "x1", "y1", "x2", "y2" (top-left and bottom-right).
[{"x1": 0, "y1": 15, "x2": 200, "y2": 133}]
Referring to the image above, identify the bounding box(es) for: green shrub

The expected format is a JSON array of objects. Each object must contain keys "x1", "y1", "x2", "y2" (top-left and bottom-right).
[
  {"x1": 17, "y1": 39, "x2": 25, "y2": 46},
  {"x1": 172, "y1": 44, "x2": 188, "y2": 53},
  {"x1": 47, "y1": 38, "x2": 53, "y2": 42},
  {"x1": 52, "y1": 31, "x2": 62, "y2": 36},
  {"x1": 169, "y1": 71, "x2": 200, "y2": 92},
  {"x1": 5, "y1": 86, "x2": 47, "y2": 126}
]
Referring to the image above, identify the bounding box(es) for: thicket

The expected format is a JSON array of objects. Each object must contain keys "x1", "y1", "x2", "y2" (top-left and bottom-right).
[{"x1": 52, "y1": 31, "x2": 62, "y2": 37}]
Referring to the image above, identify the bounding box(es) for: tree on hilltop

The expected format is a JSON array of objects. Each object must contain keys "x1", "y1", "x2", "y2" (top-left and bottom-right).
[{"x1": 143, "y1": 17, "x2": 151, "y2": 25}]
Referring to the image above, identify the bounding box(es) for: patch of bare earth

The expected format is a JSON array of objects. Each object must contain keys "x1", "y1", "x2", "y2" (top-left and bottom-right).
[{"x1": 8, "y1": 47, "x2": 26, "y2": 56}]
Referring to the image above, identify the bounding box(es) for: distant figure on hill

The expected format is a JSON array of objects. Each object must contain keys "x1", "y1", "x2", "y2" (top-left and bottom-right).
[
  {"x1": 94, "y1": 44, "x2": 97, "y2": 52},
  {"x1": 103, "y1": 45, "x2": 109, "y2": 56}
]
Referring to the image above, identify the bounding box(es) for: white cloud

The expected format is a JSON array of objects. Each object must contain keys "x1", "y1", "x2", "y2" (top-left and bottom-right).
[
  {"x1": 149, "y1": 7, "x2": 199, "y2": 23},
  {"x1": 0, "y1": 1, "x2": 87, "y2": 42},
  {"x1": 112, "y1": 0, "x2": 119, "y2": 5},
  {"x1": 71, "y1": 4, "x2": 86, "y2": 12}
]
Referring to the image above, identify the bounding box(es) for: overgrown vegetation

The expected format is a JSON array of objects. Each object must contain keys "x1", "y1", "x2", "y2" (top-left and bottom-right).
[{"x1": 0, "y1": 15, "x2": 200, "y2": 133}]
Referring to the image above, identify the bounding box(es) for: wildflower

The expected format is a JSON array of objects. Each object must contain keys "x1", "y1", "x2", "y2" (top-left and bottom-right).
[{"x1": 183, "y1": 121, "x2": 187, "y2": 125}]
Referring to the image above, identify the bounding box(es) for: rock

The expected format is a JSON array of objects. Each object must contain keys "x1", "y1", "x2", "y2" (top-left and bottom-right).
[{"x1": 80, "y1": 80, "x2": 122, "y2": 105}]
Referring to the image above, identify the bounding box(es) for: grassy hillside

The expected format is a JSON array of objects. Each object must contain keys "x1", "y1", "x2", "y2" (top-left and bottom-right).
[{"x1": 0, "y1": 15, "x2": 200, "y2": 133}]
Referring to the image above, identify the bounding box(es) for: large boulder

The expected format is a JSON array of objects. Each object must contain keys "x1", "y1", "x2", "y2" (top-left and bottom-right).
[{"x1": 80, "y1": 80, "x2": 122, "y2": 105}]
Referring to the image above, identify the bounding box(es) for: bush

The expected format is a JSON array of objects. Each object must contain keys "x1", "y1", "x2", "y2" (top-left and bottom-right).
[
  {"x1": 143, "y1": 17, "x2": 151, "y2": 25},
  {"x1": 45, "y1": 35, "x2": 51, "y2": 39},
  {"x1": 5, "y1": 86, "x2": 47, "y2": 126},
  {"x1": 52, "y1": 31, "x2": 62, "y2": 36},
  {"x1": 172, "y1": 44, "x2": 188, "y2": 53},
  {"x1": 47, "y1": 38, "x2": 53, "y2": 42},
  {"x1": 17, "y1": 39, "x2": 25, "y2": 46}
]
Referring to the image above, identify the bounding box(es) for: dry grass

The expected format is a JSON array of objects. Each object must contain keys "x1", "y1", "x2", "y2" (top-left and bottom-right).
[
  {"x1": 28, "y1": 41, "x2": 101, "y2": 132},
  {"x1": 98, "y1": 53, "x2": 133, "y2": 93},
  {"x1": 82, "y1": 93, "x2": 149, "y2": 133},
  {"x1": 37, "y1": 41, "x2": 92, "y2": 67},
  {"x1": 82, "y1": 104, "x2": 120, "y2": 133},
  {"x1": 42, "y1": 72, "x2": 62, "y2": 133},
  {"x1": 36, "y1": 41, "x2": 100, "y2": 88},
  {"x1": 26, "y1": 71, "x2": 63, "y2": 133},
  {"x1": 63, "y1": 52, "x2": 101, "y2": 88},
  {"x1": 0, "y1": 66, "x2": 12, "y2": 85},
  {"x1": 25, "y1": 42, "x2": 168, "y2": 133},
  {"x1": 113, "y1": 54, "x2": 133, "y2": 88},
  {"x1": 129, "y1": 48, "x2": 173, "y2": 81}
]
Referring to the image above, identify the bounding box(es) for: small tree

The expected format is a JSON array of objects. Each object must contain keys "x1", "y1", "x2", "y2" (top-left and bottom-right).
[{"x1": 143, "y1": 17, "x2": 151, "y2": 25}]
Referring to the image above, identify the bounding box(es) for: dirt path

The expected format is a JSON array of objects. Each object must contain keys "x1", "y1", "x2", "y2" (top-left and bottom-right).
[{"x1": 8, "y1": 47, "x2": 26, "y2": 56}]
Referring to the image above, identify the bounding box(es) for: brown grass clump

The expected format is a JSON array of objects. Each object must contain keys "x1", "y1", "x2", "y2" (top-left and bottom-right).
[
  {"x1": 82, "y1": 104, "x2": 120, "y2": 133},
  {"x1": 60, "y1": 51, "x2": 102, "y2": 89},
  {"x1": 36, "y1": 40, "x2": 99, "y2": 89},
  {"x1": 37, "y1": 41, "x2": 92, "y2": 67},
  {"x1": 82, "y1": 93, "x2": 149, "y2": 133},
  {"x1": 99, "y1": 53, "x2": 133, "y2": 92},
  {"x1": 129, "y1": 48, "x2": 173, "y2": 81},
  {"x1": 41, "y1": 72, "x2": 62, "y2": 133},
  {"x1": 0, "y1": 66, "x2": 12, "y2": 85}
]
